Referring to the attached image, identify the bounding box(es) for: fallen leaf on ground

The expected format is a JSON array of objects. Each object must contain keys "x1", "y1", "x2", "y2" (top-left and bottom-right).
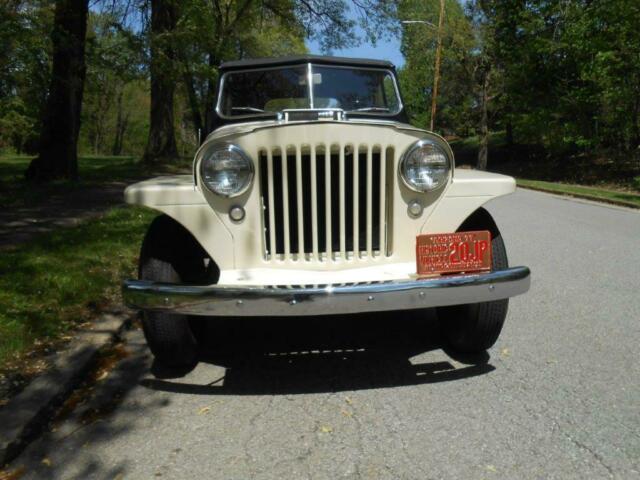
[
  {"x1": 345, "y1": 396, "x2": 353, "y2": 405},
  {"x1": 500, "y1": 348, "x2": 510, "y2": 357},
  {"x1": 341, "y1": 409, "x2": 353, "y2": 417},
  {"x1": 0, "y1": 465, "x2": 27, "y2": 480},
  {"x1": 41, "y1": 458, "x2": 51, "y2": 467},
  {"x1": 198, "y1": 406, "x2": 211, "y2": 415},
  {"x1": 320, "y1": 425, "x2": 333, "y2": 433},
  {"x1": 486, "y1": 464, "x2": 497, "y2": 473}
]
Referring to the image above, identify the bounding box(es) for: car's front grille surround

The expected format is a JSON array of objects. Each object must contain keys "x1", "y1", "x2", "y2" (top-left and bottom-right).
[{"x1": 258, "y1": 143, "x2": 394, "y2": 262}]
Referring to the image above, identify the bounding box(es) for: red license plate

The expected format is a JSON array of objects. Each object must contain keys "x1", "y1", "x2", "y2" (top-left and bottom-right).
[{"x1": 416, "y1": 230, "x2": 492, "y2": 276}]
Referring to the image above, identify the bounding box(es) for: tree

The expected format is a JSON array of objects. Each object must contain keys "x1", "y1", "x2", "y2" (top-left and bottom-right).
[
  {"x1": 398, "y1": 0, "x2": 476, "y2": 135},
  {"x1": 142, "y1": 0, "x2": 179, "y2": 164},
  {"x1": 467, "y1": 0, "x2": 503, "y2": 170},
  {"x1": 81, "y1": 11, "x2": 144, "y2": 155},
  {"x1": 0, "y1": 1, "x2": 55, "y2": 154},
  {"x1": 156, "y1": 0, "x2": 398, "y2": 154},
  {"x1": 25, "y1": 0, "x2": 89, "y2": 181}
]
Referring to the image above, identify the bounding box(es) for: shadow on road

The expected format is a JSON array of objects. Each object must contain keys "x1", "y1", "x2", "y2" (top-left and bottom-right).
[
  {"x1": 6, "y1": 308, "x2": 495, "y2": 478},
  {"x1": 142, "y1": 308, "x2": 494, "y2": 395}
]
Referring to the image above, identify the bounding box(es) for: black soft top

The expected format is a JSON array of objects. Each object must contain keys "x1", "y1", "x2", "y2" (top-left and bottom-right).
[{"x1": 219, "y1": 54, "x2": 396, "y2": 71}]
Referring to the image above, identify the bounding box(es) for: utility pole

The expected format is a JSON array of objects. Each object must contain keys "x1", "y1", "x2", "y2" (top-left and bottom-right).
[
  {"x1": 430, "y1": 0, "x2": 445, "y2": 131},
  {"x1": 401, "y1": 0, "x2": 446, "y2": 131}
]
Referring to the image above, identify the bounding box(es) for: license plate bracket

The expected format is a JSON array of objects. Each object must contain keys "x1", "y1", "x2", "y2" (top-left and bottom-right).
[{"x1": 416, "y1": 230, "x2": 492, "y2": 276}]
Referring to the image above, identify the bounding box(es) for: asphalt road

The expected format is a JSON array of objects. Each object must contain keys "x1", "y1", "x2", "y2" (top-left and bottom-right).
[{"x1": 9, "y1": 189, "x2": 640, "y2": 479}]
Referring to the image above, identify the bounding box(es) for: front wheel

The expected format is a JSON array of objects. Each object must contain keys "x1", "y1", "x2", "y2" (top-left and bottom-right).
[
  {"x1": 138, "y1": 215, "x2": 209, "y2": 368},
  {"x1": 437, "y1": 211, "x2": 510, "y2": 353}
]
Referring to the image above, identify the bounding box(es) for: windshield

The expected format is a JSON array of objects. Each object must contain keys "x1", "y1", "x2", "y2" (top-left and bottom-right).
[{"x1": 218, "y1": 64, "x2": 401, "y2": 118}]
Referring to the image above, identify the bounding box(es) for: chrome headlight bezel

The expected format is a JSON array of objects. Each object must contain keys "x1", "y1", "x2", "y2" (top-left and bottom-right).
[
  {"x1": 199, "y1": 143, "x2": 254, "y2": 197},
  {"x1": 399, "y1": 139, "x2": 452, "y2": 193}
]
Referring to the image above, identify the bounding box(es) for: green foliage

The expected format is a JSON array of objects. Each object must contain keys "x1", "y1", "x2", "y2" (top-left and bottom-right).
[
  {"x1": 0, "y1": 98, "x2": 35, "y2": 154},
  {"x1": 480, "y1": 0, "x2": 640, "y2": 154},
  {"x1": 0, "y1": 152, "x2": 194, "y2": 364},
  {"x1": 175, "y1": 0, "x2": 309, "y2": 136},
  {"x1": 398, "y1": 0, "x2": 477, "y2": 135},
  {"x1": 0, "y1": 205, "x2": 156, "y2": 365},
  {"x1": 79, "y1": 11, "x2": 148, "y2": 156},
  {"x1": 4, "y1": 0, "x2": 639, "y2": 170},
  {"x1": 400, "y1": 0, "x2": 640, "y2": 162},
  {"x1": 0, "y1": 1, "x2": 54, "y2": 154}
]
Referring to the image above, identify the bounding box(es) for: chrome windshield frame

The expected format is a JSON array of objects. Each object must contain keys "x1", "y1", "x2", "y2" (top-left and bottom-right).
[{"x1": 215, "y1": 62, "x2": 404, "y2": 121}]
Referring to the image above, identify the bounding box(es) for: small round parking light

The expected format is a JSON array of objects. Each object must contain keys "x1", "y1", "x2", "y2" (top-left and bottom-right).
[
  {"x1": 229, "y1": 205, "x2": 245, "y2": 222},
  {"x1": 408, "y1": 200, "x2": 423, "y2": 218}
]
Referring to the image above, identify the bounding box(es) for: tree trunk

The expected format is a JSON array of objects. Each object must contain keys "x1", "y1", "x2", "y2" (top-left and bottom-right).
[
  {"x1": 25, "y1": 0, "x2": 88, "y2": 182},
  {"x1": 505, "y1": 118, "x2": 514, "y2": 162},
  {"x1": 477, "y1": 69, "x2": 490, "y2": 171},
  {"x1": 183, "y1": 71, "x2": 203, "y2": 142},
  {"x1": 203, "y1": 53, "x2": 220, "y2": 136},
  {"x1": 93, "y1": 115, "x2": 100, "y2": 154},
  {"x1": 632, "y1": 94, "x2": 640, "y2": 149},
  {"x1": 112, "y1": 87, "x2": 129, "y2": 155},
  {"x1": 143, "y1": 0, "x2": 178, "y2": 164}
]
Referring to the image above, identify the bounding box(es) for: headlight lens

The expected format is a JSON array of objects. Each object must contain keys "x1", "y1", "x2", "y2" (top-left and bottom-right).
[
  {"x1": 399, "y1": 140, "x2": 451, "y2": 192},
  {"x1": 200, "y1": 144, "x2": 253, "y2": 197}
]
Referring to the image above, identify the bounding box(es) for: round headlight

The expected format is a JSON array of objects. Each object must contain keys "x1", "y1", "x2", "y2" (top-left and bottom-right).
[
  {"x1": 200, "y1": 144, "x2": 253, "y2": 197},
  {"x1": 399, "y1": 140, "x2": 451, "y2": 192}
]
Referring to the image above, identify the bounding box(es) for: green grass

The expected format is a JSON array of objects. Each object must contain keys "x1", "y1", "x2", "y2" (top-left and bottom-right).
[
  {"x1": 0, "y1": 154, "x2": 192, "y2": 368},
  {"x1": 517, "y1": 179, "x2": 640, "y2": 208},
  {"x1": 0, "y1": 155, "x2": 191, "y2": 208},
  {"x1": 0, "y1": 206, "x2": 157, "y2": 366}
]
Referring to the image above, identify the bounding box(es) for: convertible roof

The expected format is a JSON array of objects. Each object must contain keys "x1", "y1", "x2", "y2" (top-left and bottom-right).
[{"x1": 219, "y1": 54, "x2": 396, "y2": 71}]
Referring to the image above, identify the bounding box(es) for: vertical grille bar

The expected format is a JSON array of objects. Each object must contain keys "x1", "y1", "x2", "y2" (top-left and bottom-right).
[
  {"x1": 295, "y1": 145, "x2": 304, "y2": 257},
  {"x1": 379, "y1": 147, "x2": 387, "y2": 257},
  {"x1": 324, "y1": 145, "x2": 332, "y2": 260},
  {"x1": 339, "y1": 145, "x2": 346, "y2": 257},
  {"x1": 310, "y1": 144, "x2": 318, "y2": 259},
  {"x1": 352, "y1": 147, "x2": 360, "y2": 257},
  {"x1": 266, "y1": 150, "x2": 276, "y2": 259},
  {"x1": 366, "y1": 145, "x2": 373, "y2": 257},
  {"x1": 281, "y1": 146, "x2": 291, "y2": 257}
]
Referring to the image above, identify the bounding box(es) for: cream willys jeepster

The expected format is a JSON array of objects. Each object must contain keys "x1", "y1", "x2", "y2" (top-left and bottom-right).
[{"x1": 123, "y1": 55, "x2": 531, "y2": 367}]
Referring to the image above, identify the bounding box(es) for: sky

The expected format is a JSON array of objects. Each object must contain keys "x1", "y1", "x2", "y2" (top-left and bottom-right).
[{"x1": 306, "y1": 36, "x2": 405, "y2": 67}]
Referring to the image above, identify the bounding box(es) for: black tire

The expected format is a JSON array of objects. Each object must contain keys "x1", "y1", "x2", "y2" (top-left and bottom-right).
[
  {"x1": 437, "y1": 210, "x2": 509, "y2": 353},
  {"x1": 139, "y1": 215, "x2": 208, "y2": 368}
]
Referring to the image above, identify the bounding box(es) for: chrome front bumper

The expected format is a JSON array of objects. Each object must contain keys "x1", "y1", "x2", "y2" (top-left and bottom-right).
[{"x1": 122, "y1": 266, "x2": 530, "y2": 317}]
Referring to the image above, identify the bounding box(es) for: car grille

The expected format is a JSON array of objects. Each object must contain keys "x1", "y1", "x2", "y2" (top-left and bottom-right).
[{"x1": 258, "y1": 144, "x2": 394, "y2": 262}]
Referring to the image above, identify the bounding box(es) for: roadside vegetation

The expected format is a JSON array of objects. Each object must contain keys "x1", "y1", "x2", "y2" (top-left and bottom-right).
[
  {"x1": 515, "y1": 180, "x2": 640, "y2": 209},
  {"x1": 0, "y1": 205, "x2": 155, "y2": 366},
  {"x1": 401, "y1": 0, "x2": 639, "y2": 187},
  {"x1": 450, "y1": 134, "x2": 640, "y2": 207},
  {"x1": 3, "y1": 1, "x2": 638, "y2": 181},
  {"x1": 0, "y1": 154, "x2": 194, "y2": 369},
  {"x1": 0, "y1": 155, "x2": 190, "y2": 209}
]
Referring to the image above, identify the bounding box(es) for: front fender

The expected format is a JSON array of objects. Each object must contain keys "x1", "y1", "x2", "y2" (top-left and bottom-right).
[
  {"x1": 422, "y1": 169, "x2": 516, "y2": 234},
  {"x1": 124, "y1": 176, "x2": 235, "y2": 270}
]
